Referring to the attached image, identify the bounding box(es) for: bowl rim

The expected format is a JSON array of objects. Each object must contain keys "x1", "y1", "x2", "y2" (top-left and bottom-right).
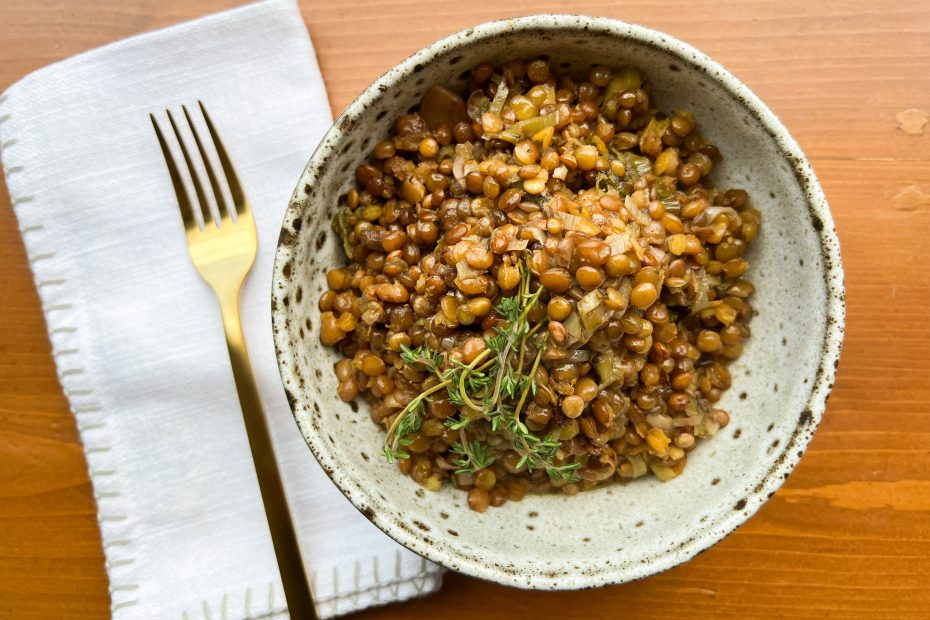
[{"x1": 272, "y1": 13, "x2": 846, "y2": 590}]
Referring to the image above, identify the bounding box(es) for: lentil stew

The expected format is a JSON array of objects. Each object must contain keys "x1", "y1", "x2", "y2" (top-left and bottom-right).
[{"x1": 317, "y1": 59, "x2": 760, "y2": 512}]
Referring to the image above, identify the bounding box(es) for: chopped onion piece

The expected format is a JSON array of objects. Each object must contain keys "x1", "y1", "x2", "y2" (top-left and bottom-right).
[
  {"x1": 602, "y1": 67, "x2": 642, "y2": 104},
  {"x1": 691, "y1": 267, "x2": 711, "y2": 311},
  {"x1": 499, "y1": 126, "x2": 523, "y2": 144},
  {"x1": 566, "y1": 348, "x2": 592, "y2": 363},
  {"x1": 455, "y1": 259, "x2": 482, "y2": 278},
  {"x1": 578, "y1": 290, "x2": 606, "y2": 332},
  {"x1": 605, "y1": 233, "x2": 628, "y2": 256},
  {"x1": 520, "y1": 112, "x2": 558, "y2": 137},
  {"x1": 695, "y1": 206, "x2": 741, "y2": 228},
  {"x1": 488, "y1": 76, "x2": 509, "y2": 116},
  {"x1": 640, "y1": 118, "x2": 670, "y2": 157},
  {"x1": 647, "y1": 245, "x2": 666, "y2": 265},
  {"x1": 671, "y1": 414, "x2": 704, "y2": 428},
  {"x1": 696, "y1": 417, "x2": 721, "y2": 437},
  {"x1": 649, "y1": 463, "x2": 679, "y2": 481},
  {"x1": 617, "y1": 152, "x2": 652, "y2": 182},
  {"x1": 466, "y1": 90, "x2": 489, "y2": 122},
  {"x1": 525, "y1": 227, "x2": 547, "y2": 245},
  {"x1": 558, "y1": 212, "x2": 582, "y2": 231},
  {"x1": 657, "y1": 184, "x2": 681, "y2": 215},
  {"x1": 595, "y1": 351, "x2": 623, "y2": 387},
  {"x1": 646, "y1": 412, "x2": 673, "y2": 431},
  {"x1": 579, "y1": 461, "x2": 615, "y2": 482},
  {"x1": 627, "y1": 454, "x2": 648, "y2": 478},
  {"x1": 563, "y1": 312, "x2": 584, "y2": 344},
  {"x1": 629, "y1": 235, "x2": 645, "y2": 261},
  {"x1": 452, "y1": 142, "x2": 475, "y2": 181}
]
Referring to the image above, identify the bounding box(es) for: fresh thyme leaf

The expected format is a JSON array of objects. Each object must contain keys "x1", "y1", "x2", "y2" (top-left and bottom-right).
[
  {"x1": 467, "y1": 373, "x2": 492, "y2": 392},
  {"x1": 400, "y1": 344, "x2": 442, "y2": 373},
  {"x1": 500, "y1": 367, "x2": 520, "y2": 399},
  {"x1": 546, "y1": 462, "x2": 582, "y2": 483},
  {"x1": 494, "y1": 295, "x2": 522, "y2": 323},
  {"x1": 445, "y1": 359, "x2": 493, "y2": 394},
  {"x1": 382, "y1": 444, "x2": 410, "y2": 464},
  {"x1": 487, "y1": 408, "x2": 504, "y2": 432},
  {"x1": 485, "y1": 333, "x2": 507, "y2": 353},
  {"x1": 394, "y1": 402, "x2": 424, "y2": 440},
  {"x1": 444, "y1": 416, "x2": 472, "y2": 431},
  {"x1": 450, "y1": 440, "x2": 495, "y2": 474}
]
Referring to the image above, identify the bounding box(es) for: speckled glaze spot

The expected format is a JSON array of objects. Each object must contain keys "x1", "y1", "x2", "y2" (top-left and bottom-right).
[{"x1": 271, "y1": 15, "x2": 845, "y2": 591}]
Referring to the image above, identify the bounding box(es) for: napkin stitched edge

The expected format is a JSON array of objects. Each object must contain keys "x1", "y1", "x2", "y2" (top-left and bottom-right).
[{"x1": 0, "y1": 83, "x2": 149, "y2": 614}]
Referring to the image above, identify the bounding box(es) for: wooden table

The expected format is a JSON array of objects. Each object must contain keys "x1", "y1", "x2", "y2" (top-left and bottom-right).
[{"x1": 2, "y1": 1, "x2": 929, "y2": 618}]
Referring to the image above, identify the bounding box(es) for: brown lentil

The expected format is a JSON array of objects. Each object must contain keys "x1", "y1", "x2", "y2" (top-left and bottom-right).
[
  {"x1": 630, "y1": 282, "x2": 659, "y2": 309},
  {"x1": 539, "y1": 268, "x2": 571, "y2": 292},
  {"x1": 561, "y1": 395, "x2": 586, "y2": 418},
  {"x1": 468, "y1": 487, "x2": 490, "y2": 512}
]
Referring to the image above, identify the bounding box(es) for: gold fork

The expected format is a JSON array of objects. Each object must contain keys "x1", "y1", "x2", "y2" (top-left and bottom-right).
[{"x1": 151, "y1": 102, "x2": 318, "y2": 619}]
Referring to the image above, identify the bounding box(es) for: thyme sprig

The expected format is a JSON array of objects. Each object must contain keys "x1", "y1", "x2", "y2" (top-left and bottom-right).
[{"x1": 382, "y1": 260, "x2": 580, "y2": 483}]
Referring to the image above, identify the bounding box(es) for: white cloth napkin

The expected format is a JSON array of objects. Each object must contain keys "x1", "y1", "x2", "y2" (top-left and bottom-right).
[{"x1": 0, "y1": 0, "x2": 443, "y2": 617}]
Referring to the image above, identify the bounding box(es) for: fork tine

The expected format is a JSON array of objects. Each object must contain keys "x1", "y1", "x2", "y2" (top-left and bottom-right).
[
  {"x1": 151, "y1": 113, "x2": 196, "y2": 232},
  {"x1": 167, "y1": 109, "x2": 214, "y2": 228},
  {"x1": 198, "y1": 101, "x2": 246, "y2": 216},
  {"x1": 182, "y1": 105, "x2": 230, "y2": 222}
]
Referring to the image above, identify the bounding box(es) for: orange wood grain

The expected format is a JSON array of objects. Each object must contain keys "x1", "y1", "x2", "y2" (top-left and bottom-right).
[{"x1": 1, "y1": 1, "x2": 929, "y2": 618}]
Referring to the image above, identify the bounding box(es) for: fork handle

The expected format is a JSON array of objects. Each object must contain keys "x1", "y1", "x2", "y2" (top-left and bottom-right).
[{"x1": 218, "y1": 285, "x2": 319, "y2": 620}]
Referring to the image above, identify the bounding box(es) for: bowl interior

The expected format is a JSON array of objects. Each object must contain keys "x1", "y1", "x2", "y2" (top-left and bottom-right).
[{"x1": 272, "y1": 16, "x2": 843, "y2": 589}]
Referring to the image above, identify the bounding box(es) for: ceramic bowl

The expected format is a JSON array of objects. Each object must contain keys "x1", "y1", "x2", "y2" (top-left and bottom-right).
[{"x1": 271, "y1": 15, "x2": 845, "y2": 589}]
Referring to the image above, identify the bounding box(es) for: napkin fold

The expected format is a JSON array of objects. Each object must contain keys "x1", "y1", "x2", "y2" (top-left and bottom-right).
[{"x1": 0, "y1": 0, "x2": 442, "y2": 617}]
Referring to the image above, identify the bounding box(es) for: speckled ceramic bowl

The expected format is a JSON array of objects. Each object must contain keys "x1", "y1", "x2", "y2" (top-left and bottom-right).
[{"x1": 272, "y1": 15, "x2": 845, "y2": 589}]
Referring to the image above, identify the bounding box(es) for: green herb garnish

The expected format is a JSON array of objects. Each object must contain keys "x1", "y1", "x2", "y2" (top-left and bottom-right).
[
  {"x1": 382, "y1": 259, "x2": 580, "y2": 483},
  {"x1": 450, "y1": 439, "x2": 495, "y2": 474}
]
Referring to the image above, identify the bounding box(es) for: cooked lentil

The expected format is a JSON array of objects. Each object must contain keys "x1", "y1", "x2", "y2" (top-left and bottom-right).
[{"x1": 319, "y1": 59, "x2": 759, "y2": 510}]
